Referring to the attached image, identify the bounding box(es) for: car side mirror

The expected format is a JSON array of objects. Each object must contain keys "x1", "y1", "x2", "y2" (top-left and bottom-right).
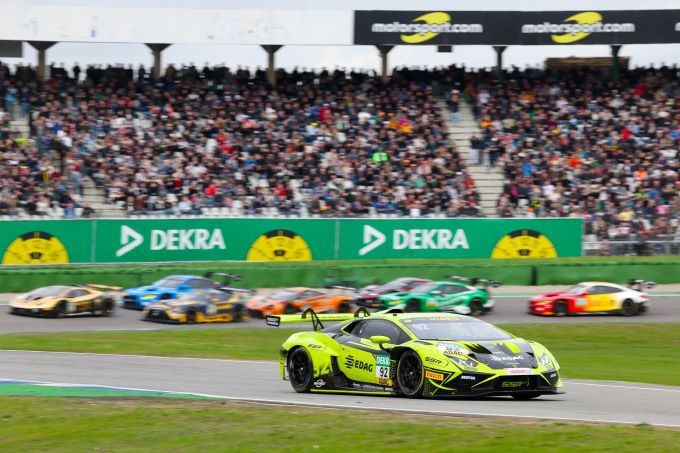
[{"x1": 370, "y1": 335, "x2": 390, "y2": 345}]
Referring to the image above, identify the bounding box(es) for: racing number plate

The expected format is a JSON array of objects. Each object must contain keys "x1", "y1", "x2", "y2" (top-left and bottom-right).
[{"x1": 376, "y1": 355, "x2": 391, "y2": 386}]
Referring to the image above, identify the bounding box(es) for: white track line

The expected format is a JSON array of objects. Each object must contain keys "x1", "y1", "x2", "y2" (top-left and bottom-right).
[
  {"x1": 563, "y1": 380, "x2": 680, "y2": 393},
  {"x1": 1, "y1": 376, "x2": 678, "y2": 428},
  {"x1": 0, "y1": 349, "x2": 276, "y2": 364}
]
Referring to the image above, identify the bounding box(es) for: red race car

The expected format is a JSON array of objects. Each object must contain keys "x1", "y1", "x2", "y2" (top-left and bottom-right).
[{"x1": 528, "y1": 280, "x2": 655, "y2": 317}]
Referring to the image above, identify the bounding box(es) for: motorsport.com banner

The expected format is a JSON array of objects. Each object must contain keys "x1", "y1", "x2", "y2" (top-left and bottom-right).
[{"x1": 354, "y1": 10, "x2": 680, "y2": 45}]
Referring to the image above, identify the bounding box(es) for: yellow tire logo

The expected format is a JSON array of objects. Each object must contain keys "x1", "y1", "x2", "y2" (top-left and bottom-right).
[
  {"x1": 401, "y1": 12, "x2": 451, "y2": 44},
  {"x1": 552, "y1": 11, "x2": 602, "y2": 44},
  {"x1": 246, "y1": 229, "x2": 312, "y2": 261},
  {"x1": 2, "y1": 231, "x2": 70, "y2": 265},
  {"x1": 491, "y1": 229, "x2": 558, "y2": 259}
]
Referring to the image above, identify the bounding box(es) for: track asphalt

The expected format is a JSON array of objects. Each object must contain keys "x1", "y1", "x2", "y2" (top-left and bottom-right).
[
  {"x1": 2, "y1": 350, "x2": 679, "y2": 427},
  {"x1": 1, "y1": 295, "x2": 678, "y2": 333}
]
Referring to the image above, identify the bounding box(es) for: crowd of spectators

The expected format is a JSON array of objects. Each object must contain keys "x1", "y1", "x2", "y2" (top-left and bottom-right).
[
  {"x1": 468, "y1": 65, "x2": 678, "y2": 246},
  {"x1": 1, "y1": 61, "x2": 480, "y2": 218}
]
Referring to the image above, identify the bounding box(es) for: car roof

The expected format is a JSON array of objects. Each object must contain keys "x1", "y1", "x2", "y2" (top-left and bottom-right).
[
  {"x1": 431, "y1": 281, "x2": 468, "y2": 286},
  {"x1": 369, "y1": 312, "x2": 477, "y2": 322},
  {"x1": 165, "y1": 275, "x2": 204, "y2": 280}
]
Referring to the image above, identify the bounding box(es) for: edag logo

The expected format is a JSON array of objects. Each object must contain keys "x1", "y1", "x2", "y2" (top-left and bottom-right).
[
  {"x1": 359, "y1": 225, "x2": 469, "y2": 256},
  {"x1": 116, "y1": 225, "x2": 226, "y2": 257},
  {"x1": 370, "y1": 12, "x2": 483, "y2": 44},
  {"x1": 521, "y1": 11, "x2": 635, "y2": 44}
]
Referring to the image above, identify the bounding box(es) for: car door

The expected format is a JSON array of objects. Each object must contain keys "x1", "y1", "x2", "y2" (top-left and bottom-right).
[
  {"x1": 585, "y1": 285, "x2": 614, "y2": 312},
  {"x1": 64, "y1": 289, "x2": 91, "y2": 313},
  {"x1": 338, "y1": 319, "x2": 409, "y2": 386},
  {"x1": 436, "y1": 285, "x2": 470, "y2": 308},
  {"x1": 213, "y1": 292, "x2": 236, "y2": 321}
]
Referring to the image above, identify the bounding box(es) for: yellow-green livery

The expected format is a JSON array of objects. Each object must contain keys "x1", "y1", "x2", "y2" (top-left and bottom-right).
[{"x1": 268, "y1": 310, "x2": 563, "y2": 398}]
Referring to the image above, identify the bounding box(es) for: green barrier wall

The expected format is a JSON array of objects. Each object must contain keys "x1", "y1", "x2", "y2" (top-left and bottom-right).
[
  {"x1": 0, "y1": 218, "x2": 582, "y2": 264},
  {"x1": 0, "y1": 260, "x2": 677, "y2": 292}
]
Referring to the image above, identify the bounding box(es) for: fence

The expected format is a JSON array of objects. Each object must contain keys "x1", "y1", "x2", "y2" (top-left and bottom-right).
[
  {"x1": 584, "y1": 239, "x2": 680, "y2": 257},
  {"x1": 0, "y1": 217, "x2": 582, "y2": 265}
]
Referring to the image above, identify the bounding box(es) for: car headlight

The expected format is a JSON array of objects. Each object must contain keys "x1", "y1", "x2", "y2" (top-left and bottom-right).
[{"x1": 540, "y1": 354, "x2": 551, "y2": 366}]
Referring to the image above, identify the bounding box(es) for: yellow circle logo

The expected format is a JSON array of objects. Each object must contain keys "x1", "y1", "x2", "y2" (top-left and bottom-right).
[
  {"x1": 491, "y1": 229, "x2": 558, "y2": 259},
  {"x1": 246, "y1": 229, "x2": 312, "y2": 261},
  {"x1": 2, "y1": 231, "x2": 70, "y2": 265}
]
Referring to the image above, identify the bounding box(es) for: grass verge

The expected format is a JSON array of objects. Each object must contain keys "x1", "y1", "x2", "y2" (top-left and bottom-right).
[
  {"x1": 1, "y1": 323, "x2": 679, "y2": 386},
  {"x1": 0, "y1": 398, "x2": 678, "y2": 452}
]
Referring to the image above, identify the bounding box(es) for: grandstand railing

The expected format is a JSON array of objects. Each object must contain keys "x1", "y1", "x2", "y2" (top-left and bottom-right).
[{"x1": 584, "y1": 240, "x2": 680, "y2": 257}]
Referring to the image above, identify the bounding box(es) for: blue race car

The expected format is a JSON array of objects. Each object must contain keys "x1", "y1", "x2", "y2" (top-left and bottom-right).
[{"x1": 122, "y1": 273, "x2": 239, "y2": 310}]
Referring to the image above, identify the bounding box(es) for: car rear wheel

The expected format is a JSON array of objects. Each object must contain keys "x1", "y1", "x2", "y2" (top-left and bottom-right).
[
  {"x1": 469, "y1": 298, "x2": 483, "y2": 317},
  {"x1": 553, "y1": 301, "x2": 568, "y2": 317},
  {"x1": 186, "y1": 311, "x2": 197, "y2": 324},
  {"x1": 405, "y1": 299, "x2": 420, "y2": 313},
  {"x1": 620, "y1": 299, "x2": 637, "y2": 317},
  {"x1": 512, "y1": 392, "x2": 542, "y2": 400},
  {"x1": 396, "y1": 350, "x2": 424, "y2": 398},
  {"x1": 91, "y1": 300, "x2": 105, "y2": 316},
  {"x1": 287, "y1": 347, "x2": 314, "y2": 393},
  {"x1": 336, "y1": 301, "x2": 351, "y2": 313},
  {"x1": 54, "y1": 301, "x2": 66, "y2": 318},
  {"x1": 102, "y1": 298, "x2": 115, "y2": 317}
]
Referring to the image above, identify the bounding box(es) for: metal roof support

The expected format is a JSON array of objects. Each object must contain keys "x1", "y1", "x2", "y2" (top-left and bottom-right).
[
  {"x1": 28, "y1": 41, "x2": 56, "y2": 80},
  {"x1": 493, "y1": 45, "x2": 507, "y2": 82},
  {"x1": 376, "y1": 45, "x2": 394, "y2": 82},
  {"x1": 146, "y1": 43, "x2": 170, "y2": 80},
  {"x1": 261, "y1": 45, "x2": 282, "y2": 87},
  {"x1": 611, "y1": 45, "x2": 622, "y2": 82}
]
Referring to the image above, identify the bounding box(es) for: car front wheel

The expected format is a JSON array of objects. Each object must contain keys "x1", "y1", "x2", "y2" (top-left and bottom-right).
[
  {"x1": 469, "y1": 298, "x2": 483, "y2": 316},
  {"x1": 553, "y1": 301, "x2": 568, "y2": 317},
  {"x1": 405, "y1": 299, "x2": 420, "y2": 312},
  {"x1": 396, "y1": 350, "x2": 424, "y2": 398},
  {"x1": 287, "y1": 347, "x2": 314, "y2": 393},
  {"x1": 620, "y1": 299, "x2": 637, "y2": 316}
]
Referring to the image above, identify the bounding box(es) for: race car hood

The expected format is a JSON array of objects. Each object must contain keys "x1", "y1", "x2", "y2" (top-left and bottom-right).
[
  {"x1": 10, "y1": 296, "x2": 60, "y2": 308},
  {"x1": 430, "y1": 338, "x2": 538, "y2": 370},
  {"x1": 124, "y1": 286, "x2": 172, "y2": 296},
  {"x1": 246, "y1": 295, "x2": 282, "y2": 309},
  {"x1": 530, "y1": 292, "x2": 566, "y2": 302},
  {"x1": 148, "y1": 301, "x2": 198, "y2": 310}
]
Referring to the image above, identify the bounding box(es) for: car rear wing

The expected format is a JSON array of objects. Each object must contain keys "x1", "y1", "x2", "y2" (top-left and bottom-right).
[
  {"x1": 204, "y1": 272, "x2": 242, "y2": 285},
  {"x1": 82, "y1": 284, "x2": 123, "y2": 291},
  {"x1": 628, "y1": 279, "x2": 656, "y2": 291},
  {"x1": 217, "y1": 287, "x2": 256, "y2": 295},
  {"x1": 266, "y1": 307, "x2": 371, "y2": 331},
  {"x1": 446, "y1": 276, "x2": 502, "y2": 288},
  {"x1": 326, "y1": 285, "x2": 358, "y2": 292}
]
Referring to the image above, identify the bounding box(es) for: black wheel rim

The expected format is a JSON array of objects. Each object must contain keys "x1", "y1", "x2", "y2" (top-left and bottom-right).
[
  {"x1": 471, "y1": 300, "x2": 481, "y2": 316},
  {"x1": 406, "y1": 301, "x2": 418, "y2": 312},
  {"x1": 623, "y1": 302, "x2": 634, "y2": 315},
  {"x1": 289, "y1": 350, "x2": 310, "y2": 387},
  {"x1": 187, "y1": 313, "x2": 195, "y2": 323},
  {"x1": 399, "y1": 355, "x2": 422, "y2": 394}
]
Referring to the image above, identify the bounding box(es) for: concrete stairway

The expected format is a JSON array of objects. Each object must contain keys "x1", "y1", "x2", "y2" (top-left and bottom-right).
[
  {"x1": 438, "y1": 99, "x2": 504, "y2": 216},
  {"x1": 82, "y1": 177, "x2": 125, "y2": 217},
  {"x1": 9, "y1": 118, "x2": 30, "y2": 136}
]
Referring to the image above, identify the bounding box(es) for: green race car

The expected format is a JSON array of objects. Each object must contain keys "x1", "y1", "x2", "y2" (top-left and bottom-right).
[
  {"x1": 267, "y1": 309, "x2": 562, "y2": 399},
  {"x1": 378, "y1": 276, "x2": 500, "y2": 316}
]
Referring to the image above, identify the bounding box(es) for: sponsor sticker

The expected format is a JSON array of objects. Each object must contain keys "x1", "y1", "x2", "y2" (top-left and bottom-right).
[
  {"x1": 438, "y1": 342, "x2": 469, "y2": 356},
  {"x1": 376, "y1": 354, "x2": 391, "y2": 385},
  {"x1": 425, "y1": 370, "x2": 444, "y2": 380},
  {"x1": 314, "y1": 379, "x2": 326, "y2": 388},
  {"x1": 205, "y1": 304, "x2": 218, "y2": 316}
]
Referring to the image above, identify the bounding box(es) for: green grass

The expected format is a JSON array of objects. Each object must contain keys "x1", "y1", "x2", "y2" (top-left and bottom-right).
[
  {"x1": 0, "y1": 397, "x2": 678, "y2": 452},
  {"x1": 2, "y1": 323, "x2": 680, "y2": 386}
]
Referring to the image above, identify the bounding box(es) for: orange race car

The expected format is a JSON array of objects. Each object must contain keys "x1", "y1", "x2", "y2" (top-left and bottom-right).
[{"x1": 246, "y1": 287, "x2": 353, "y2": 318}]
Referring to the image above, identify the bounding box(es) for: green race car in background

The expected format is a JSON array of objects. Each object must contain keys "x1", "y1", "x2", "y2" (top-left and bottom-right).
[
  {"x1": 378, "y1": 276, "x2": 501, "y2": 316},
  {"x1": 267, "y1": 309, "x2": 562, "y2": 399}
]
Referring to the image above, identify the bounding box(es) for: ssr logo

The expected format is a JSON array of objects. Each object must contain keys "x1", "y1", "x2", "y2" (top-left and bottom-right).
[
  {"x1": 491, "y1": 229, "x2": 557, "y2": 259},
  {"x1": 2, "y1": 231, "x2": 69, "y2": 265},
  {"x1": 247, "y1": 229, "x2": 312, "y2": 261},
  {"x1": 425, "y1": 357, "x2": 444, "y2": 365},
  {"x1": 344, "y1": 355, "x2": 374, "y2": 372}
]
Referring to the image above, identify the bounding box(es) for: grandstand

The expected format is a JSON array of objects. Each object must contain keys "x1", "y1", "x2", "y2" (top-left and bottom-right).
[{"x1": 0, "y1": 6, "x2": 678, "y2": 256}]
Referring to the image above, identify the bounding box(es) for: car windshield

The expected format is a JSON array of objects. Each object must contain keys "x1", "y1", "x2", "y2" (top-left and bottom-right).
[
  {"x1": 269, "y1": 290, "x2": 301, "y2": 300},
  {"x1": 402, "y1": 317, "x2": 514, "y2": 341},
  {"x1": 27, "y1": 286, "x2": 70, "y2": 297},
  {"x1": 409, "y1": 283, "x2": 437, "y2": 294},
  {"x1": 176, "y1": 293, "x2": 210, "y2": 303},
  {"x1": 152, "y1": 278, "x2": 185, "y2": 288},
  {"x1": 565, "y1": 285, "x2": 588, "y2": 295}
]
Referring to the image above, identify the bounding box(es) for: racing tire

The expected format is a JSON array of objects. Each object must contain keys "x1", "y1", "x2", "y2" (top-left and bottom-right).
[
  {"x1": 186, "y1": 311, "x2": 197, "y2": 324},
  {"x1": 287, "y1": 347, "x2": 314, "y2": 393},
  {"x1": 336, "y1": 302, "x2": 351, "y2": 313},
  {"x1": 283, "y1": 304, "x2": 297, "y2": 314},
  {"x1": 396, "y1": 350, "x2": 424, "y2": 398},
  {"x1": 620, "y1": 299, "x2": 637, "y2": 317},
  {"x1": 511, "y1": 392, "x2": 542, "y2": 400},
  {"x1": 159, "y1": 294, "x2": 171, "y2": 300},
  {"x1": 91, "y1": 300, "x2": 105, "y2": 317},
  {"x1": 101, "y1": 298, "x2": 115, "y2": 317},
  {"x1": 233, "y1": 305, "x2": 243, "y2": 322},
  {"x1": 54, "y1": 301, "x2": 67, "y2": 318},
  {"x1": 469, "y1": 299, "x2": 483, "y2": 317},
  {"x1": 405, "y1": 299, "x2": 420, "y2": 313},
  {"x1": 553, "y1": 301, "x2": 568, "y2": 317}
]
